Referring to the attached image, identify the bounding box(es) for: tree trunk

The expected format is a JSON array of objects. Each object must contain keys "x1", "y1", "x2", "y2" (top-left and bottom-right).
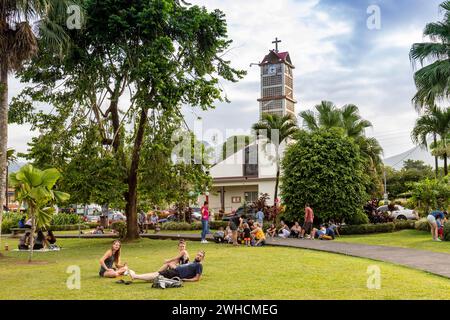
[
  {"x1": 0, "y1": 61, "x2": 9, "y2": 253},
  {"x1": 124, "y1": 107, "x2": 149, "y2": 241},
  {"x1": 28, "y1": 212, "x2": 36, "y2": 263},
  {"x1": 274, "y1": 156, "x2": 280, "y2": 207},
  {"x1": 444, "y1": 152, "x2": 448, "y2": 176},
  {"x1": 434, "y1": 133, "x2": 439, "y2": 178},
  {"x1": 5, "y1": 166, "x2": 8, "y2": 209}
]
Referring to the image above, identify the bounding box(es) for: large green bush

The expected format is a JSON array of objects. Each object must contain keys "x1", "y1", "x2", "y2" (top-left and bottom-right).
[
  {"x1": 415, "y1": 218, "x2": 431, "y2": 232},
  {"x1": 50, "y1": 213, "x2": 83, "y2": 225},
  {"x1": 409, "y1": 176, "x2": 450, "y2": 215},
  {"x1": 281, "y1": 129, "x2": 369, "y2": 224},
  {"x1": 111, "y1": 221, "x2": 127, "y2": 238},
  {"x1": 443, "y1": 222, "x2": 450, "y2": 241}
]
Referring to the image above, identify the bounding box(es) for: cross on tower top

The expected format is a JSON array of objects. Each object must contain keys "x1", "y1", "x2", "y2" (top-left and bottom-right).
[{"x1": 272, "y1": 37, "x2": 281, "y2": 52}]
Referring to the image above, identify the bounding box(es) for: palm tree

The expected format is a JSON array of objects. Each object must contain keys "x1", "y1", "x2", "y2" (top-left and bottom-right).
[
  {"x1": 252, "y1": 113, "x2": 299, "y2": 207},
  {"x1": 300, "y1": 101, "x2": 384, "y2": 195},
  {"x1": 411, "y1": 106, "x2": 450, "y2": 176},
  {"x1": 409, "y1": 1, "x2": 450, "y2": 109},
  {"x1": 9, "y1": 164, "x2": 69, "y2": 262},
  {"x1": 0, "y1": 0, "x2": 71, "y2": 248}
]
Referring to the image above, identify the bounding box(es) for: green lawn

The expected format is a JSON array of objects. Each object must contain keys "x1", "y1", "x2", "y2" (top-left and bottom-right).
[
  {"x1": 1, "y1": 237, "x2": 450, "y2": 299},
  {"x1": 337, "y1": 229, "x2": 450, "y2": 254}
]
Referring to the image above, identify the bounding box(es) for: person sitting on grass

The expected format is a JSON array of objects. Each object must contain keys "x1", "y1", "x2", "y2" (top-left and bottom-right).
[
  {"x1": 129, "y1": 250, "x2": 205, "y2": 282},
  {"x1": 278, "y1": 221, "x2": 291, "y2": 239},
  {"x1": 18, "y1": 231, "x2": 31, "y2": 250},
  {"x1": 33, "y1": 230, "x2": 49, "y2": 250},
  {"x1": 158, "y1": 240, "x2": 190, "y2": 272},
  {"x1": 224, "y1": 225, "x2": 233, "y2": 243},
  {"x1": 99, "y1": 240, "x2": 129, "y2": 278},
  {"x1": 213, "y1": 227, "x2": 225, "y2": 243},
  {"x1": 311, "y1": 224, "x2": 335, "y2": 240},
  {"x1": 266, "y1": 224, "x2": 277, "y2": 239},
  {"x1": 91, "y1": 226, "x2": 104, "y2": 234},
  {"x1": 242, "y1": 222, "x2": 252, "y2": 246},
  {"x1": 251, "y1": 223, "x2": 266, "y2": 246},
  {"x1": 290, "y1": 222, "x2": 302, "y2": 238},
  {"x1": 328, "y1": 220, "x2": 340, "y2": 237}
]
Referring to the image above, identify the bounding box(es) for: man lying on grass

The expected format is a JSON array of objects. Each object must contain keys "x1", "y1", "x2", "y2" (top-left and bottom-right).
[{"x1": 129, "y1": 250, "x2": 205, "y2": 282}]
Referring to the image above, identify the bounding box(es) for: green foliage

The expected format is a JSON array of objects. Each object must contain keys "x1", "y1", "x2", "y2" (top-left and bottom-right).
[
  {"x1": 415, "y1": 218, "x2": 431, "y2": 232},
  {"x1": 409, "y1": 176, "x2": 450, "y2": 215},
  {"x1": 50, "y1": 213, "x2": 82, "y2": 226},
  {"x1": 11, "y1": 0, "x2": 244, "y2": 239},
  {"x1": 443, "y1": 222, "x2": 450, "y2": 241},
  {"x1": 339, "y1": 223, "x2": 396, "y2": 235},
  {"x1": 281, "y1": 129, "x2": 369, "y2": 224},
  {"x1": 160, "y1": 222, "x2": 193, "y2": 231},
  {"x1": 111, "y1": 221, "x2": 127, "y2": 239},
  {"x1": 1, "y1": 215, "x2": 22, "y2": 234},
  {"x1": 385, "y1": 161, "x2": 435, "y2": 199},
  {"x1": 346, "y1": 211, "x2": 370, "y2": 225}
]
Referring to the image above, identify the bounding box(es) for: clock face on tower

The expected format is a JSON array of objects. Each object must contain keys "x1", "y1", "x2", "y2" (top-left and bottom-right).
[{"x1": 268, "y1": 64, "x2": 277, "y2": 75}]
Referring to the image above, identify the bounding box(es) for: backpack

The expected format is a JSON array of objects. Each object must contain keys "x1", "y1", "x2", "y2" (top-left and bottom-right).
[{"x1": 152, "y1": 275, "x2": 183, "y2": 289}]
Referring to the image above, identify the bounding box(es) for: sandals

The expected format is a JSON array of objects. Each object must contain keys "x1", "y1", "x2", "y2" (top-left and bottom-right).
[{"x1": 115, "y1": 279, "x2": 132, "y2": 285}]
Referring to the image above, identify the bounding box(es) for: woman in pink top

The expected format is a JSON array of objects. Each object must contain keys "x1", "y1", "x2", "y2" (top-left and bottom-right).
[{"x1": 201, "y1": 201, "x2": 210, "y2": 243}]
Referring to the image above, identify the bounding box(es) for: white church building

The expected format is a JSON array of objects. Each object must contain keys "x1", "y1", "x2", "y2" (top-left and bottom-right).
[{"x1": 200, "y1": 45, "x2": 296, "y2": 213}]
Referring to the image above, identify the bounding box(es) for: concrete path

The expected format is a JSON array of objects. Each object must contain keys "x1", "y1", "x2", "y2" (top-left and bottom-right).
[{"x1": 47, "y1": 232, "x2": 450, "y2": 278}]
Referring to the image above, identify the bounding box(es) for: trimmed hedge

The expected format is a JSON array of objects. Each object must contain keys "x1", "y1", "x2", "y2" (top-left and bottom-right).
[
  {"x1": 47, "y1": 224, "x2": 90, "y2": 231},
  {"x1": 443, "y1": 222, "x2": 450, "y2": 242},
  {"x1": 414, "y1": 218, "x2": 431, "y2": 232},
  {"x1": 339, "y1": 221, "x2": 415, "y2": 235}
]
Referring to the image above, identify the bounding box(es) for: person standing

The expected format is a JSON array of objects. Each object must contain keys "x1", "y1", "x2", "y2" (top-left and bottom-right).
[
  {"x1": 301, "y1": 203, "x2": 314, "y2": 239},
  {"x1": 427, "y1": 209, "x2": 445, "y2": 241},
  {"x1": 201, "y1": 201, "x2": 210, "y2": 243},
  {"x1": 256, "y1": 208, "x2": 264, "y2": 226}
]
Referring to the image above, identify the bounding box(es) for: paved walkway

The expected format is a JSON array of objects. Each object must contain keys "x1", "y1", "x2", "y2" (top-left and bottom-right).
[{"x1": 49, "y1": 232, "x2": 450, "y2": 278}]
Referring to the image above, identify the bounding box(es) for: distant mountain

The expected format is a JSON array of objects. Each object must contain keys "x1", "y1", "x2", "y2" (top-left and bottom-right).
[{"x1": 384, "y1": 146, "x2": 443, "y2": 170}]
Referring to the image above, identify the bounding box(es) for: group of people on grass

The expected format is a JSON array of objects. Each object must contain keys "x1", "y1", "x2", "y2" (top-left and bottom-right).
[
  {"x1": 18, "y1": 230, "x2": 57, "y2": 250},
  {"x1": 99, "y1": 239, "x2": 204, "y2": 283},
  {"x1": 213, "y1": 217, "x2": 266, "y2": 246}
]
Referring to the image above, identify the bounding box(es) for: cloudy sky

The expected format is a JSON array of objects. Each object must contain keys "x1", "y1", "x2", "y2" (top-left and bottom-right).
[{"x1": 8, "y1": 0, "x2": 445, "y2": 158}]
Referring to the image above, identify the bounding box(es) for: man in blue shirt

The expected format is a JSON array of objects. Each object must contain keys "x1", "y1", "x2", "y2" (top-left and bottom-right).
[
  {"x1": 129, "y1": 251, "x2": 205, "y2": 282},
  {"x1": 256, "y1": 209, "x2": 264, "y2": 226}
]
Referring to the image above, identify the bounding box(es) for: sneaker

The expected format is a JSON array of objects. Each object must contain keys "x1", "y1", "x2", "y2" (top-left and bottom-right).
[
  {"x1": 434, "y1": 238, "x2": 442, "y2": 242},
  {"x1": 201, "y1": 240, "x2": 208, "y2": 244}
]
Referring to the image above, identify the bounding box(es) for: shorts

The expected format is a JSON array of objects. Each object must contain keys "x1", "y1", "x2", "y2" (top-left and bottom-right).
[
  {"x1": 230, "y1": 221, "x2": 238, "y2": 231},
  {"x1": 159, "y1": 269, "x2": 180, "y2": 279},
  {"x1": 427, "y1": 215, "x2": 437, "y2": 225},
  {"x1": 303, "y1": 221, "x2": 313, "y2": 234},
  {"x1": 244, "y1": 237, "x2": 251, "y2": 241}
]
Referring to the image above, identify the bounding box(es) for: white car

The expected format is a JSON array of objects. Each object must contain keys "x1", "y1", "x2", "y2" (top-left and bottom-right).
[{"x1": 377, "y1": 205, "x2": 419, "y2": 220}]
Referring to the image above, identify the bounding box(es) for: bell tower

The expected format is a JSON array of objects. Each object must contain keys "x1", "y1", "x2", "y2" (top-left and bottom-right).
[{"x1": 257, "y1": 38, "x2": 296, "y2": 118}]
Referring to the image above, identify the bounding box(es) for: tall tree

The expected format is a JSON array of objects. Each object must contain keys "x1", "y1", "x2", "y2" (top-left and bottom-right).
[
  {"x1": 0, "y1": 0, "x2": 70, "y2": 249},
  {"x1": 299, "y1": 101, "x2": 384, "y2": 196},
  {"x1": 411, "y1": 106, "x2": 450, "y2": 176},
  {"x1": 11, "y1": 0, "x2": 245, "y2": 240},
  {"x1": 409, "y1": 1, "x2": 450, "y2": 109},
  {"x1": 252, "y1": 113, "x2": 298, "y2": 206}
]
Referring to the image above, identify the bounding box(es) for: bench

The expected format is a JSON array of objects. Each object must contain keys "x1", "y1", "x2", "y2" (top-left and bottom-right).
[{"x1": 10, "y1": 228, "x2": 28, "y2": 236}]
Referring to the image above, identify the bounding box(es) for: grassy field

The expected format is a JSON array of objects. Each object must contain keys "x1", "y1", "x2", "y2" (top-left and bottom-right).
[
  {"x1": 1, "y1": 237, "x2": 450, "y2": 300},
  {"x1": 337, "y1": 230, "x2": 450, "y2": 254}
]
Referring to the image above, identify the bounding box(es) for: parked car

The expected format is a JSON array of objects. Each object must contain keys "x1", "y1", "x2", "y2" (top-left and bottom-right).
[
  {"x1": 191, "y1": 207, "x2": 202, "y2": 221},
  {"x1": 85, "y1": 214, "x2": 100, "y2": 223},
  {"x1": 377, "y1": 205, "x2": 419, "y2": 220},
  {"x1": 108, "y1": 212, "x2": 126, "y2": 224},
  {"x1": 222, "y1": 207, "x2": 258, "y2": 221}
]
